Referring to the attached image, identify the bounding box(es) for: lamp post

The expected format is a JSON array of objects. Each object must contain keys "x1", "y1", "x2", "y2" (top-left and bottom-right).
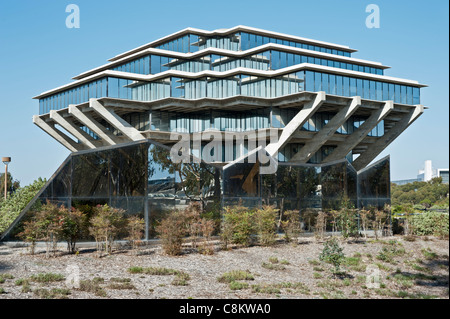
[{"x1": 2, "y1": 157, "x2": 11, "y2": 200}]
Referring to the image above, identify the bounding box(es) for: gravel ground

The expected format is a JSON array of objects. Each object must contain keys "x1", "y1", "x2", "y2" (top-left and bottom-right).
[{"x1": 0, "y1": 236, "x2": 448, "y2": 299}]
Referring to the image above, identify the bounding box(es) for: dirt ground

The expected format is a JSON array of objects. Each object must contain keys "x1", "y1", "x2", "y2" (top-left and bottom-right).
[{"x1": 0, "y1": 235, "x2": 448, "y2": 299}]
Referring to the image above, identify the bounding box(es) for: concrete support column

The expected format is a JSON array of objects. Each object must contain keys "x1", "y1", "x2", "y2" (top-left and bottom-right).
[
  {"x1": 265, "y1": 91, "x2": 326, "y2": 157},
  {"x1": 90, "y1": 99, "x2": 145, "y2": 142},
  {"x1": 290, "y1": 96, "x2": 361, "y2": 163},
  {"x1": 33, "y1": 115, "x2": 83, "y2": 152},
  {"x1": 69, "y1": 105, "x2": 119, "y2": 146},
  {"x1": 352, "y1": 104, "x2": 424, "y2": 171},
  {"x1": 50, "y1": 110, "x2": 98, "y2": 149},
  {"x1": 323, "y1": 101, "x2": 394, "y2": 164}
]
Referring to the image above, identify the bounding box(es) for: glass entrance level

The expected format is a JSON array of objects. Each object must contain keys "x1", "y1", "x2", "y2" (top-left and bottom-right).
[{"x1": 4, "y1": 141, "x2": 390, "y2": 241}]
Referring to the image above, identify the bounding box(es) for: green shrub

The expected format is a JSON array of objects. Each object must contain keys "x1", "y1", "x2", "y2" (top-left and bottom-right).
[
  {"x1": 221, "y1": 205, "x2": 254, "y2": 248},
  {"x1": 60, "y1": 207, "x2": 87, "y2": 254},
  {"x1": 411, "y1": 212, "x2": 449, "y2": 238},
  {"x1": 172, "y1": 272, "x2": 191, "y2": 286},
  {"x1": 229, "y1": 281, "x2": 249, "y2": 291},
  {"x1": 33, "y1": 288, "x2": 71, "y2": 299},
  {"x1": 253, "y1": 206, "x2": 278, "y2": 246},
  {"x1": 261, "y1": 262, "x2": 286, "y2": 271},
  {"x1": 319, "y1": 238, "x2": 345, "y2": 272},
  {"x1": 30, "y1": 273, "x2": 65, "y2": 283},
  {"x1": 0, "y1": 178, "x2": 46, "y2": 235},
  {"x1": 78, "y1": 279, "x2": 107, "y2": 297},
  {"x1": 217, "y1": 270, "x2": 254, "y2": 283},
  {"x1": 89, "y1": 204, "x2": 127, "y2": 256}
]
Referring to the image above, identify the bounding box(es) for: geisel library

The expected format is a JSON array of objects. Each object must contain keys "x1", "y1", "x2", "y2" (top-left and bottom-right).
[{"x1": 1, "y1": 26, "x2": 427, "y2": 240}]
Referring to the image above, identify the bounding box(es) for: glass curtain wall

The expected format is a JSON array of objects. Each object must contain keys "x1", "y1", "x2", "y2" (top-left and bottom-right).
[
  {"x1": 6, "y1": 141, "x2": 390, "y2": 240},
  {"x1": 39, "y1": 71, "x2": 420, "y2": 114}
]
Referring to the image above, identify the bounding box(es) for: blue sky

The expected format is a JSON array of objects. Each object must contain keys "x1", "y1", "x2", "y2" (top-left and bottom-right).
[{"x1": 0, "y1": 0, "x2": 448, "y2": 186}]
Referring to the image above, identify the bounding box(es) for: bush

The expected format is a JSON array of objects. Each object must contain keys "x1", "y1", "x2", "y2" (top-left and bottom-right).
[
  {"x1": 217, "y1": 270, "x2": 254, "y2": 283},
  {"x1": 18, "y1": 201, "x2": 65, "y2": 257},
  {"x1": 253, "y1": 206, "x2": 278, "y2": 246},
  {"x1": 280, "y1": 210, "x2": 302, "y2": 243},
  {"x1": 125, "y1": 215, "x2": 145, "y2": 254},
  {"x1": 156, "y1": 202, "x2": 216, "y2": 256},
  {"x1": 221, "y1": 205, "x2": 254, "y2": 248},
  {"x1": 60, "y1": 207, "x2": 86, "y2": 254},
  {"x1": 88, "y1": 204, "x2": 126, "y2": 257},
  {"x1": 155, "y1": 210, "x2": 187, "y2": 256},
  {"x1": 410, "y1": 212, "x2": 449, "y2": 238},
  {"x1": 0, "y1": 178, "x2": 46, "y2": 235},
  {"x1": 319, "y1": 238, "x2": 345, "y2": 272}
]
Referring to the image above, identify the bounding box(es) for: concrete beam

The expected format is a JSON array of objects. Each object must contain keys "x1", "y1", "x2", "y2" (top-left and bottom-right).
[
  {"x1": 265, "y1": 91, "x2": 326, "y2": 157},
  {"x1": 90, "y1": 99, "x2": 145, "y2": 142},
  {"x1": 33, "y1": 115, "x2": 83, "y2": 152},
  {"x1": 352, "y1": 104, "x2": 424, "y2": 171},
  {"x1": 69, "y1": 105, "x2": 119, "y2": 146},
  {"x1": 50, "y1": 110, "x2": 98, "y2": 149},
  {"x1": 290, "y1": 96, "x2": 361, "y2": 163},
  {"x1": 323, "y1": 101, "x2": 394, "y2": 163}
]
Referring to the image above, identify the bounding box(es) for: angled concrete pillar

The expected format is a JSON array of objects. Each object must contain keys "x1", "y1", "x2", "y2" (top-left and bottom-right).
[
  {"x1": 33, "y1": 115, "x2": 83, "y2": 152},
  {"x1": 69, "y1": 105, "x2": 119, "y2": 146},
  {"x1": 265, "y1": 91, "x2": 326, "y2": 157},
  {"x1": 323, "y1": 101, "x2": 394, "y2": 163},
  {"x1": 290, "y1": 96, "x2": 361, "y2": 163},
  {"x1": 50, "y1": 110, "x2": 98, "y2": 149},
  {"x1": 90, "y1": 99, "x2": 145, "y2": 142},
  {"x1": 352, "y1": 105, "x2": 424, "y2": 171}
]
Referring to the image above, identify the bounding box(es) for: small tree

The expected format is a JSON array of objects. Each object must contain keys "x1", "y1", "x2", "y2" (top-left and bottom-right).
[
  {"x1": 184, "y1": 202, "x2": 202, "y2": 249},
  {"x1": 17, "y1": 220, "x2": 41, "y2": 255},
  {"x1": 314, "y1": 211, "x2": 327, "y2": 240},
  {"x1": 359, "y1": 209, "x2": 371, "y2": 239},
  {"x1": 156, "y1": 210, "x2": 187, "y2": 256},
  {"x1": 373, "y1": 209, "x2": 388, "y2": 239},
  {"x1": 338, "y1": 198, "x2": 358, "y2": 240},
  {"x1": 88, "y1": 205, "x2": 126, "y2": 257},
  {"x1": 34, "y1": 201, "x2": 64, "y2": 258},
  {"x1": 198, "y1": 218, "x2": 215, "y2": 255},
  {"x1": 319, "y1": 237, "x2": 345, "y2": 274},
  {"x1": 60, "y1": 207, "x2": 86, "y2": 254},
  {"x1": 125, "y1": 215, "x2": 145, "y2": 255},
  {"x1": 328, "y1": 209, "x2": 340, "y2": 235},
  {"x1": 281, "y1": 210, "x2": 302, "y2": 243}
]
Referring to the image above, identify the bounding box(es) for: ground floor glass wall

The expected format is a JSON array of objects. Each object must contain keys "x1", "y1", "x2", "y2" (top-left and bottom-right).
[{"x1": 5, "y1": 141, "x2": 390, "y2": 240}]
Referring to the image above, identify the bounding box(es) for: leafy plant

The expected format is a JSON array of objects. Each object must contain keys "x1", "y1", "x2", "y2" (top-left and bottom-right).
[
  {"x1": 411, "y1": 212, "x2": 449, "y2": 238},
  {"x1": 253, "y1": 205, "x2": 278, "y2": 246},
  {"x1": 156, "y1": 210, "x2": 188, "y2": 256},
  {"x1": 59, "y1": 207, "x2": 86, "y2": 254},
  {"x1": 314, "y1": 211, "x2": 327, "y2": 240},
  {"x1": 89, "y1": 204, "x2": 126, "y2": 257},
  {"x1": 0, "y1": 178, "x2": 46, "y2": 235},
  {"x1": 217, "y1": 270, "x2": 254, "y2": 283},
  {"x1": 221, "y1": 205, "x2": 254, "y2": 248},
  {"x1": 280, "y1": 210, "x2": 302, "y2": 243},
  {"x1": 125, "y1": 215, "x2": 145, "y2": 254},
  {"x1": 319, "y1": 237, "x2": 345, "y2": 273}
]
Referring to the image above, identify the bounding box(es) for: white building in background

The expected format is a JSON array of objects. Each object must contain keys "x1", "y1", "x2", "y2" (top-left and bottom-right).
[{"x1": 393, "y1": 160, "x2": 449, "y2": 185}]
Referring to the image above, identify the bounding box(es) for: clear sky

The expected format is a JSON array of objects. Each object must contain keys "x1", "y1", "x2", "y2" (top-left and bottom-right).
[{"x1": 0, "y1": 0, "x2": 448, "y2": 186}]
